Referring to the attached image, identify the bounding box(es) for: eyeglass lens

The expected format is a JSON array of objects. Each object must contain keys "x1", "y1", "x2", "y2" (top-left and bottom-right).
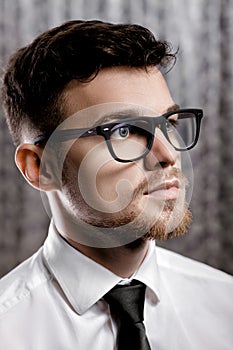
[{"x1": 166, "y1": 112, "x2": 197, "y2": 150}]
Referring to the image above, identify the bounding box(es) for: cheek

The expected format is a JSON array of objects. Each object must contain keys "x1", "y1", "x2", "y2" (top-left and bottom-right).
[
  {"x1": 69, "y1": 138, "x2": 144, "y2": 199},
  {"x1": 67, "y1": 139, "x2": 144, "y2": 211},
  {"x1": 176, "y1": 152, "x2": 182, "y2": 169},
  {"x1": 96, "y1": 162, "x2": 142, "y2": 202},
  {"x1": 67, "y1": 136, "x2": 106, "y2": 168}
]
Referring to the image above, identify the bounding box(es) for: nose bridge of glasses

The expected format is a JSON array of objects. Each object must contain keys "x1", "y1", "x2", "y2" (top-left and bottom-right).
[
  {"x1": 149, "y1": 115, "x2": 171, "y2": 145},
  {"x1": 153, "y1": 126, "x2": 177, "y2": 152},
  {"x1": 144, "y1": 127, "x2": 178, "y2": 168}
]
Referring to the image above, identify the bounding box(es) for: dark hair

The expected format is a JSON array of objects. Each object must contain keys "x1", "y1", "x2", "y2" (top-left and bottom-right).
[{"x1": 1, "y1": 20, "x2": 176, "y2": 146}]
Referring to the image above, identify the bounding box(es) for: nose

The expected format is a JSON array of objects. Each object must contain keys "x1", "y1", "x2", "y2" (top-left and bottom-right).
[{"x1": 144, "y1": 128, "x2": 178, "y2": 170}]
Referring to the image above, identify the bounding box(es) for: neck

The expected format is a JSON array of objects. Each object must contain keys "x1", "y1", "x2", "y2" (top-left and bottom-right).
[
  {"x1": 64, "y1": 236, "x2": 150, "y2": 278},
  {"x1": 47, "y1": 193, "x2": 150, "y2": 277}
]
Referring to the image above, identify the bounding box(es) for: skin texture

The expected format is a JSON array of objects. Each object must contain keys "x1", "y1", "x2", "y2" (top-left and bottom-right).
[{"x1": 15, "y1": 67, "x2": 191, "y2": 277}]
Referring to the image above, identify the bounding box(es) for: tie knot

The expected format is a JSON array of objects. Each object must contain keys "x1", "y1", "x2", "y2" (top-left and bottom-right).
[{"x1": 104, "y1": 280, "x2": 146, "y2": 324}]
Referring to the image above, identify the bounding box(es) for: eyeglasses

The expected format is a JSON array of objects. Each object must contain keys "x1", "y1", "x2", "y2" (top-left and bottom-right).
[{"x1": 33, "y1": 108, "x2": 203, "y2": 163}]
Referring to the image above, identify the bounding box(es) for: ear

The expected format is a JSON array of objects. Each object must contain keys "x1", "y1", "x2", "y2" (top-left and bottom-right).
[{"x1": 15, "y1": 143, "x2": 58, "y2": 191}]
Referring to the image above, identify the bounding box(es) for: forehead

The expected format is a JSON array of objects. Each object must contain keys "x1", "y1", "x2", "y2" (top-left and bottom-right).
[
  {"x1": 62, "y1": 66, "x2": 175, "y2": 120},
  {"x1": 55, "y1": 102, "x2": 161, "y2": 132}
]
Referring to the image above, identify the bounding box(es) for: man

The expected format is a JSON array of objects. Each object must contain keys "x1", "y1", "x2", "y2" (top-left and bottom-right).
[{"x1": 0, "y1": 20, "x2": 232, "y2": 350}]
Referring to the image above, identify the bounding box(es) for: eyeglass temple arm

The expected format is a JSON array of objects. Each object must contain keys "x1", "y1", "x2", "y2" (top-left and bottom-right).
[{"x1": 33, "y1": 127, "x2": 98, "y2": 145}]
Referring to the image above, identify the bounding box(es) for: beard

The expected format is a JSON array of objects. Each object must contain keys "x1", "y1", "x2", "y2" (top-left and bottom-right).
[
  {"x1": 61, "y1": 159, "x2": 192, "y2": 245},
  {"x1": 143, "y1": 201, "x2": 192, "y2": 240}
]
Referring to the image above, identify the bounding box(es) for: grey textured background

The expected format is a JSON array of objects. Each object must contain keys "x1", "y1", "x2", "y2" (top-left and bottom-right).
[{"x1": 0, "y1": 0, "x2": 233, "y2": 277}]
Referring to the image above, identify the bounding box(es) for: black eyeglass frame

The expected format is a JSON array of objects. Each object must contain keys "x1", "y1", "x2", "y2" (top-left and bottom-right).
[{"x1": 33, "y1": 108, "x2": 203, "y2": 163}]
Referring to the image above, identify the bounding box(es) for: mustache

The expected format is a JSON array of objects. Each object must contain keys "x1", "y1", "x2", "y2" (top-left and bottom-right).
[{"x1": 132, "y1": 168, "x2": 188, "y2": 199}]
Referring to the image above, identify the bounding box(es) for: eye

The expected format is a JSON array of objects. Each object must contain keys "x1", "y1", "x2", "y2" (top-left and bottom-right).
[
  {"x1": 166, "y1": 119, "x2": 179, "y2": 131},
  {"x1": 110, "y1": 124, "x2": 131, "y2": 139}
]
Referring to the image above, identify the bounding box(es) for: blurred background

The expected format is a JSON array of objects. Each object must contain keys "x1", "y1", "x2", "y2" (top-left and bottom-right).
[{"x1": 0, "y1": 0, "x2": 232, "y2": 277}]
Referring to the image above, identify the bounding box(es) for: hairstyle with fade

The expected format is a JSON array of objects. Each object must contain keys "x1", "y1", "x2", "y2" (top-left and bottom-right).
[{"x1": 1, "y1": 20, "x2": 176, "y2": 146}]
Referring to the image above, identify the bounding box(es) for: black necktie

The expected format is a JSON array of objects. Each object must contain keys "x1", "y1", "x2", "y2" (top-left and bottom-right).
[{"x1": 104, "y1": 280, "x2": 151, "y2": 350}]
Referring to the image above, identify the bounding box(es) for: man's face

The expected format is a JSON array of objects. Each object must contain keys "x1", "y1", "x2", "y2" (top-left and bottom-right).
[{"x1": 51, "y1": 67, "x2": 192, "y2": 246}]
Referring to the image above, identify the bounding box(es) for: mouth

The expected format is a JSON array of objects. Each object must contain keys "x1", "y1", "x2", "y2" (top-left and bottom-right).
[{"x1": 144, "y1": 178, "x2": 180, "y2": 200}]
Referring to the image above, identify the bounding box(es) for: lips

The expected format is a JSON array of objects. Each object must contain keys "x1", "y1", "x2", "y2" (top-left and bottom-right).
[
  {"x1": 145, "y1": 177, "x2": 179, "y2": 193},
  {"x1": 144, "y1": 177, "x2": 180, "y2": 200}
]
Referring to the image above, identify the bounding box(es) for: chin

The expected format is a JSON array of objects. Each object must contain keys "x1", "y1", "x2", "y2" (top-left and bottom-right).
[{"x1": 143, "y1": 205, "x2": 192, "y2": 241}]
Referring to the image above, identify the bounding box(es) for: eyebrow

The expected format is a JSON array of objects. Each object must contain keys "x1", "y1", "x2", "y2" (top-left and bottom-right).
[
  {"x1": 164, "y1": 103, "x2": 180, "y2": 113},
  {"x1": 92, "y1": 108, "x2": 144, "y2": 126},
  {"x1": 93, "y1": 103, "x2": 181, "y2": 126}
]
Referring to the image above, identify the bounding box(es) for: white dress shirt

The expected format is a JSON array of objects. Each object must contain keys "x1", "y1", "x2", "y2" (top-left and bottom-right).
[{"x1": 0, "y1": 222, "x2": 233, "y2": 350}]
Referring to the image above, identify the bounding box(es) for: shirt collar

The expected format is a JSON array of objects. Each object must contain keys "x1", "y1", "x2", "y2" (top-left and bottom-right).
[{"x1": 43, "y1": 222, "x2": 160, "y2": 315}]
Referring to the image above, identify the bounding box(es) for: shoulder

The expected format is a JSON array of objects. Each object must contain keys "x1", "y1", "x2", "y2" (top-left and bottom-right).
[
  {"x1": 155, "y1": 247, "x2": 233, "y2": 347},
  {"x1": 156, "y1": 246, "x2": 233, "y2": 314},
  {"x1": 0, "y1": 248, "x2": 52, "y2": 316},
  {"x1": 156, "y1": 246, "x2": 233, "y2": 284}
]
